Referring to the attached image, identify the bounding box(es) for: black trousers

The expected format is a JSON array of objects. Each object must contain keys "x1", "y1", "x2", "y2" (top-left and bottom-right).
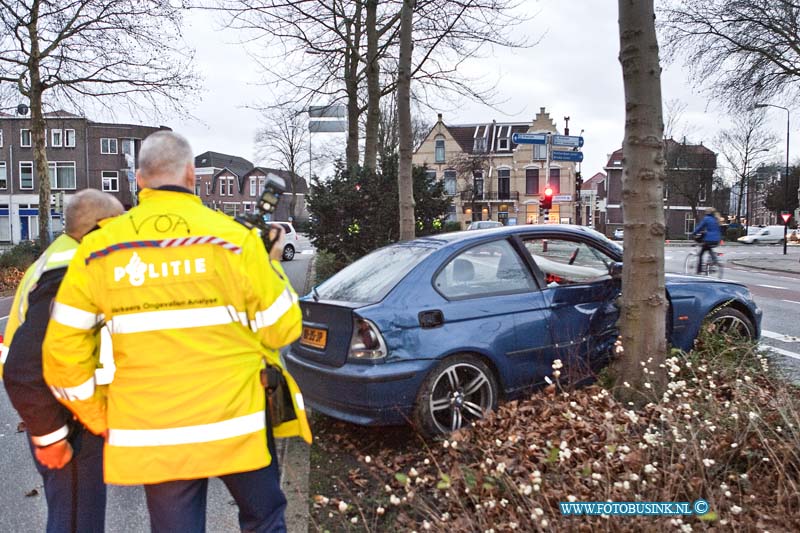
[{"x1": 697, "y1": 241, "x2": 719, "y2": 273}]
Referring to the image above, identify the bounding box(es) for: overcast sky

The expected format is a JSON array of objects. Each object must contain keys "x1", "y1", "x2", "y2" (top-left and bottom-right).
[{"x1": 163, "y1": 0, "x2": 793, "y2": 181}]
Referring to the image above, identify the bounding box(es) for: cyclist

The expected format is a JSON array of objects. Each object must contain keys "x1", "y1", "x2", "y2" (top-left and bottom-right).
[{"x1": 692, "y1": 207, "x2": 722, "y2": 274}]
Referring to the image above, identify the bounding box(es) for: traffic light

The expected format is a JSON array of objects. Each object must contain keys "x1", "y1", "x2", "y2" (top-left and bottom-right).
[{"x1": 541, "y1": 186, "x2": 553, "y2": 210}]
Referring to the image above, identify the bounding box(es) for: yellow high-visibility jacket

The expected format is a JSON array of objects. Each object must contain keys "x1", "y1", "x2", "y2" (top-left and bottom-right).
[
  {"x1": 43, "y1": 188, "x2": 310, "y2": 485},
  {"x1": 1, "y1": 234, "x2": 78, "y2": 380}
]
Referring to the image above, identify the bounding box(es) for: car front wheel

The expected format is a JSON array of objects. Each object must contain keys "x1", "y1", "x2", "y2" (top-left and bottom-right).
[
  {"x1": 282, "y1": 244, "x2": 295, "y2": 261},
  {"x1": 705, "y1": 307, "x2": 756, "y2": 340},
  {"x1": 414, "y1": 354, "x2": 498, "y2": 437}
]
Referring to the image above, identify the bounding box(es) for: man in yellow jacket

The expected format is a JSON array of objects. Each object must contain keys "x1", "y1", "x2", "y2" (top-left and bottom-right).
[{"x1": 43, "y1": 131, "x2": 310, "y2": 532}]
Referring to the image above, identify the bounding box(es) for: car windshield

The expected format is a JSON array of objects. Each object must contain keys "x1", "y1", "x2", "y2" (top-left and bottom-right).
[
  {"x1": 315, "y1": 244, "x2": 436, "y2": 304},
  {"x1": 583, "y1": 227, "x2": 623, "y2": 254}
]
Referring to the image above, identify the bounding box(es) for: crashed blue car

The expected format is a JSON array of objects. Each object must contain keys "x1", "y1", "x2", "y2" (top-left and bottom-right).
[{"x1": 285, "y1": 225, "x2": 761, "y2": 435}]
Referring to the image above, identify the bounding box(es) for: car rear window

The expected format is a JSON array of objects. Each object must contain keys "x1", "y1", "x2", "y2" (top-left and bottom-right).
[{"x1": 316, "y1": 245, "x2": 436, "y2": 303}]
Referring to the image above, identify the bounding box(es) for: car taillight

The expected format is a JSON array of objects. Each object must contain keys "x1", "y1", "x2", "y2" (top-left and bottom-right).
[{"x1": 348, "y1": 318, "x2": 387, "y2": 361}]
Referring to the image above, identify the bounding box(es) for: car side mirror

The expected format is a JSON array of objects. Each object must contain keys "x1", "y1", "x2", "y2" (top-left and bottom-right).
[{"x1": 609, "y1": 262, "x2": 623, "y2": 280}]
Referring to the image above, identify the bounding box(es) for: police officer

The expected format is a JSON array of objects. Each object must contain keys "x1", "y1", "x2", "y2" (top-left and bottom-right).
[
  {"x1": 43, "y1": 131, "x2": 310, "y2": 532},
  {"x1": 2, "y1": 189, "x2": 124, "y2": 532}
]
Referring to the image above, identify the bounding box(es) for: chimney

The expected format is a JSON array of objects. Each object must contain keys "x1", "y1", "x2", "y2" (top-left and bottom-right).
[{"x1": 437, "y1": 113, "x2": 443, "y2": 122}]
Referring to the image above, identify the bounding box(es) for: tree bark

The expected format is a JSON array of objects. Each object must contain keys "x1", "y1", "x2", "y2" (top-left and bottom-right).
[
  {"x1": 28, "y1": 0, "x2": 51, "y2": 247},
  {"x1": 397, "y1": 0, "x2": 415, "y2": 241},
  {"x1": 363, "y1": 0, "x2": 381, "y2": 170},
  {"x1": 345, "y1": 1, "x2": 364, "y2": 171},
  {"x1": 611, "y1": 0, "x2": 667, "y2": 405}
]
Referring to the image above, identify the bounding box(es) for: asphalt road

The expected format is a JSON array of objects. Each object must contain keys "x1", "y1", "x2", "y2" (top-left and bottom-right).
[
  {"x1": 0, "y1": 236, "x2": 315, "y2": 532},
  {"x1": 665, "y1": 243, "x2": 800, "y2": 378}
]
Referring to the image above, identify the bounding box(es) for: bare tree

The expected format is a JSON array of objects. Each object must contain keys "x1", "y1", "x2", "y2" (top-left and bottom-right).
[
  {"x1": 254, "y1": 109, "x2": 310, "y2": 220},
  {"x1": 715, "y1": 112, "x2": 778, "y2": 222},
  {"x1": 397, "y1": 0, "x2": 415, "y2": 240},
  {"x1": 612, "y1": 0, "x2": 667, "y2": 405},
  {"x1": 663, "y1": 98, "x2": 687, "y2": 140},
  {"x1": 0, "y1": 0, "x2": 196, "y2": 246},
  {"x1": 664, "y1": 139, "x2": 717, "y2": 224},
  {"x1": 660, "y1": 0, "x2": 800, "y2": 107}
]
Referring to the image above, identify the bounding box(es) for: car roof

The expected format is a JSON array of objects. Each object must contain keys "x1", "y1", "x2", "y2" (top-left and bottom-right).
[{"x1": 411, "y1": 224, "x2": 621, "y2": 249}]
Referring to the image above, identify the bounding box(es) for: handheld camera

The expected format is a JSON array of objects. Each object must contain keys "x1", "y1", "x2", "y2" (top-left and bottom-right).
[{"x1": 235, "y1": 174, "x2": 287, "y2": 253}]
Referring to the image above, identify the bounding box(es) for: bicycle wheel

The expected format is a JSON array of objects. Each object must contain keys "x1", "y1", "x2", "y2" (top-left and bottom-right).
[
  {"x1": 710, "y1": 259, "x2": 724, "y2": 279},
  {"x1": 684, "y1": 251, "x2": 698, "y2": 274}
]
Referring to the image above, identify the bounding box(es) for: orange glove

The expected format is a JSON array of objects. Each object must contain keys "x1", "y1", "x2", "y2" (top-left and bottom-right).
[{"x1": 34, "y1": 439, "x2": 74, "y2": 470}]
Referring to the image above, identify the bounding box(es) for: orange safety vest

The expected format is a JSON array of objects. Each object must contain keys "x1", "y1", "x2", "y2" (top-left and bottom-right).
[{"x1": 43, "y1": 188, "x2": 310, "y2": 485}]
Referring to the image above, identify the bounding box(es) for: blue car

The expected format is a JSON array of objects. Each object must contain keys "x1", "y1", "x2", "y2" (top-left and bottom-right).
[{"x1": 285, "y1": 225, "x2": 761, "y2": 435}]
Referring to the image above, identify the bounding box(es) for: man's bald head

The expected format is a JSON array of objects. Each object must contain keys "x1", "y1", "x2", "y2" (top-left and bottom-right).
[
  {"x1": 137, "y1": 131, "x2": 195, "y2": 189},
  {"x1": 64, "y1": 189, "x2": 124, "y2": 241}
]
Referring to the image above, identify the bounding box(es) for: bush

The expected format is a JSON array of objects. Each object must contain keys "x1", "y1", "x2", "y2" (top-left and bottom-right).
[
  {"x1": 0, "y1": 241, "x2": 41, "y2": 270},
  {"x1": 726, "y1": 226, "x2": 745, "y2": 241},
  {"x1": 443, "y1": 221, "x2": 463, "y2": 233},
  {"x1": 310, "y1": 328, "x2": 800, "y2": 531},
  {"x1": 314, "y1": 250, "x2": 349, "y2": 286}
]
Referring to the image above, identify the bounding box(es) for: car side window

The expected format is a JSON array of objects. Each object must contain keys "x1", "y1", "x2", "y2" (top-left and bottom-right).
[
  {"x1": 434, "y1": 240, "x2": 536, "y2": 299},
  {"x1": 523, "y1": 238, "x2": 613, "y2": 286}
]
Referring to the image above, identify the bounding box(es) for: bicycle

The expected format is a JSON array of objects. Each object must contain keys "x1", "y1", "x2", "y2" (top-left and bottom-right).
[{"x1": 684, "y1": 242, "x2": 723, "y2": 278}]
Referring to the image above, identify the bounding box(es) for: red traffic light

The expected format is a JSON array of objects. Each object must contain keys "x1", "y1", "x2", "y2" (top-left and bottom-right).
[
  {"x1": 541, "y1": 187, "x2": 554, "y2": 210},
  {"x1": 544, "y1": 187, "x2": 553, "y2": 197},
  {"x1": 781, "y1": 212, "x2": 791, "y2": 224}
]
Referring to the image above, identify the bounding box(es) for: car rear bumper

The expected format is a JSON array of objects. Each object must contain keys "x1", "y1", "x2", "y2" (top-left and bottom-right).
[{"x1": 284, "y1": 349, "x2": 433, "y2": 426}]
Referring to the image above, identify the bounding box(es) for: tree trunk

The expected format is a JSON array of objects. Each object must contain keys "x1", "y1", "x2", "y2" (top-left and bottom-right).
[
  {"x1": 397, "y1": 0, "x2": 415, "y2": 241},
  {"x1": 29, "y1": 1, "x2": 51, "y2": 247},
  {"x1": 345, "y1": 2, "x2": 363, "y2": 171},
  {"x1": 363, "y1": 0, "x2": 381, "y2": 170},
  {"x1": 610, "y1": 0, "x2": 667, "y2": 406}
]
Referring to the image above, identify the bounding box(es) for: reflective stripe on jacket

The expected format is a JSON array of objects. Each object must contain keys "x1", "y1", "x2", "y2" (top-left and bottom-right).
[
  {"x1": 42, "y1": 188, "x2": 307, "y2": 485},
  {"x1": 1, "y1": 234, "x2": 77, "y2": 380}
]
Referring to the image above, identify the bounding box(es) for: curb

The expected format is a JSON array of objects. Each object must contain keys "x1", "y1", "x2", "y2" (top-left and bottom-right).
[{"x1": 729, "y1": 259, "x2": 800, "y2": 276}]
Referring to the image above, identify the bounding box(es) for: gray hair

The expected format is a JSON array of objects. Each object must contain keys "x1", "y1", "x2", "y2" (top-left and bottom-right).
[
  {"x1": 137, "y1": 131, "x2": 194, "y2": 184},
  {"x1": 64, "y1": 189, "x2": 124, "y2": 240}
]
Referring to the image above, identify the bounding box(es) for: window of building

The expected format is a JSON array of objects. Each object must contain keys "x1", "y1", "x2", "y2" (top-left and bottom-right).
[
  {"x1": 533, "y1": 144, "x2": 546, "y2": 160},
  {"x1": 497, "y1": 168, "x2": 511, "y2": 200},
  {"x1": 51, "y1": 129, "x2": 63, "y2": 147},
  {"x1": 20, "y1": 129, "x2": 32, "y2": 148},
  {"x1": 0, "y1": 130, "x2": 3, "y2": 147},
  {"x1": 206, "y1": 181, "x2": 212, "y2": 196},
  {"x1": 258, "y1": 177, "x2": 266, "y2": 195},
  {"x1": 699, "y1": 183, "x2": 707, "y2": 202},
  {"x1": 0, "y1": 162, "x2": 6, "y2": 189},
  {"x1": 20, "y1": 162, "x2": 33, "y2": 189},
  {"x1": 496, "y1": 125, "x2": 510, "y2": 151},
  {"x1": 548, "y1": 168, "x2": 561, "y2": 194},
  {"x1": 473, "y1": 170, "x2": 484, "y2": 197},
  {"x1": 102, "y1": 171, "x2": 119, "y2": 192},
  {"x1": 250, "y1": 177, "x2": 257, "y2": 196},
  {"x1": 49, "y1": 162, "x2": 77, "y2": 189},
  {"x1": 101, "y1": 138, "x2": 118, "y2": 154},
  {"x1": 525, "y1": 168, "x2": 539, "y2": 195},
  {"x1": 473, "y1": 125, "x2": 489, "y2": 153},
  {"x1": 447, "y1": 204, "x2": 456, "y2": 222},
  {"x1": 65, "y1": 129, "x2": 76, "y2": 148},
  {"x1": 222, "y1": 202, "x2": 238, "y2": 216},
  {"x1": 684, "y1": 213, "x2": 695, "y2": 235},
  {"x1": 425, "y1": 169, "x2": 437, "y2": 181},
  {"x1": 226, "y1": 177, "x2": 234, "y2": 196},
  {"x1": 444, "y1": 169, "x2": 457, "y2": 195},
  {"x1": 435, "y1": 135, "x2": 445, "y2": 163}
]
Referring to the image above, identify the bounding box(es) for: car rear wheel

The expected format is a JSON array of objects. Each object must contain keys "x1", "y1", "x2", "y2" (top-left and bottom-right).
[
  {"x1": 282, "y1": 244, "x2": 295, "y2": 261},
  {"x1": 414, "y1": 354, "x2": 498, "y2": 437},
  {"x1": 705, "y1": 307, "x2": 756, "y2": 340}
]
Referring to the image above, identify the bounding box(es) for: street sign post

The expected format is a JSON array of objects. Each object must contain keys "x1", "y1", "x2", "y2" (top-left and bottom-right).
[
  {"x1": 511, "y1": 132, "x2": 548, "y2": 145},
  {"x1": 782, "y1": 211, "x2": 791, "y2": 255},
  {"x1": 552, "y1": 135, "x2": 584, "y2": 148},
  {"x1": 552, "y1": 150, "x2": 584, "y2": 162}
]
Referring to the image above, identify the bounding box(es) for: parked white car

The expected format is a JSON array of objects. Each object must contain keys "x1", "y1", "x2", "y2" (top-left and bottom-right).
[
  {"x1": 273, "y1": 222, "x2": 299, "y2": 260},
  {"x1": 613, "y1": 228, "x2": 624, "y2": 240},
  {"x1": 738, "y1": 225, "x2": 785, "y2": 245},
  {"x1": 466, "y1": 221, "x2": 504, "y2": 230}
]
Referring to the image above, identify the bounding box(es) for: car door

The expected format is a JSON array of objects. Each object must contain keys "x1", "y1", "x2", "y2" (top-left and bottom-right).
[
  {"x1": 432, "y1": 238, "x2": 553, "y2": 394},
  {"x1": 518, "y1": 235, "x2": 621, "y2": 383}
]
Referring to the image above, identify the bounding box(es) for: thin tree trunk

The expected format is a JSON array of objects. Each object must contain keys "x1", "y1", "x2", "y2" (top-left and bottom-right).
[
  {"x1": 345, "y1": 1, "x2": 363, "y2": 171},
  {"x1": 29, "y1": 0, "x2": 51, "y2": 247},
  {"x1": 397, "y1": 0, "x2": 415, "y2": 241},
  {"x1": 363, "y1": 0, "x2": 381, "y2": 170},
  {"x1": 611, "y1": 0, "x2": 667, "y2": 405}
]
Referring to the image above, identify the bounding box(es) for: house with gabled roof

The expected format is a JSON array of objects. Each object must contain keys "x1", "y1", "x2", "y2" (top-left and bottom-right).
[
  {"x1": 194, "y1": 151, "x2": 308, "y2": 221},
  {"x1": 412, "y1": 107, "x2": 580, "y2": 227}
]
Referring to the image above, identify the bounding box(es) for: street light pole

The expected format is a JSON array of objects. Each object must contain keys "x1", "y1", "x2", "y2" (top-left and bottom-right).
[{"x1": 754, "y1": 102, "x2": 790, "y2": 254}]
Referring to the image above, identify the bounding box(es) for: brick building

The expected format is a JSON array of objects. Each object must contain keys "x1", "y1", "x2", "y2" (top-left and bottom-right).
[
  {"x1": 412, "y1": 108, "x2": 580, "y2": 227},
  {"x1": 0, "y1": 110, "x2": 169, "y2": 243}
]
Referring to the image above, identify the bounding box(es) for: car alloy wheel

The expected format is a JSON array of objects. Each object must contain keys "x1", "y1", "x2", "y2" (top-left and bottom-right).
[
  {"x1": 282, "y1": 244, "x2": 295, "y2": 261},
  {"x1": 707, "y1": 307, "x2": 755, "y2": 340},
  {"x1": 415, "y1": 354, "x2": 497, "y2": 436}
]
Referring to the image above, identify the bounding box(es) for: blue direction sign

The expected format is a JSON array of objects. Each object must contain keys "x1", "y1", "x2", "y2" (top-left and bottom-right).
[
  {"x1": 552, "y1": 135, "x2": 584, "y2": 148},
  {"x1": 552, "y1": 150, "x2": 584, "y2": 162},
  {"x1": 511, "y1": 132, "x2": 548, "y2": 145}
]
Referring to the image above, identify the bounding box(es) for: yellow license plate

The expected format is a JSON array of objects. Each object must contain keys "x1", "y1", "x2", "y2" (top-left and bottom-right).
[{"x1": 300, "y1": 326, "x2": 327, "y2": 350}]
